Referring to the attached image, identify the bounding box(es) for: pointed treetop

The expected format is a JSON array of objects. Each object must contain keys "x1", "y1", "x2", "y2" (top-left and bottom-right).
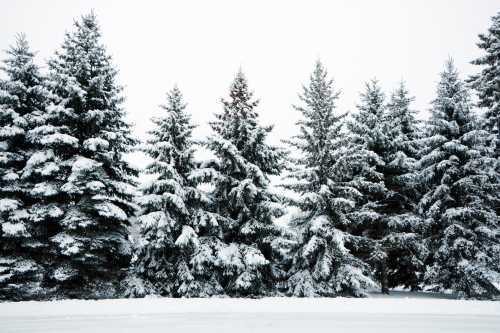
[
  {"x1": 358, "y1": 78, "x2": 385, "y2": 116},
  {"x1": 164, "y1": 84, "x2": 187, "y2": 113},
  {"x1": 77, "y1": 10, "x2": 100, "y2": 31},
  {"x1": 56, "y1": 10, "x2": 104, "y2": 63},
  {"x1": 430, "y1": 58, "x2": 475, "y2": 136},
  {"x1": 294, "y1": 59, "x2": 341, "y2": 123},
  {"x1": 65, "y1": 11, "x2": 102, "y2": 45},
  {"x1": 6, "y1": 33, "x2": 31, "y2": 56},
  {"x1": 312, "y1": 59, "x2": 327, "y2": 81},
  {"x1": 225, "y1": 68, "x2": 257, "y2": 106},
  {"x1": 435, "y1": 58, "x2": 466, "y2": 102},
  {"x1": 387, "y1": 81, "x2": 415, "y2": 116},
  {"x1": 211, "y1": 69, "x2": 264, "y2": 142},
  {"x1": 2, "y1": 33, "x2": 38, "y2": 80},
  {"x1": 307, "y1": 59, "x2": 332, "y2": 93},
  {"x1": 390, "y1": 81, "x2": 413, "y2": 103},
  {"x1": 474, "y1": 11, "x2": 500, "y2": 54}
]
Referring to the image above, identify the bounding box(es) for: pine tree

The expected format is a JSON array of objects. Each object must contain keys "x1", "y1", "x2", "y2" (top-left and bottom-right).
[
  {"x1": 418, "y1": 60, "x2": 500, "y2": 299},
  {"x1": 347, "y1": 80, "x2": 427, "y2": 293},
  {"x1": 0, "y1": 34, "x2": 51, "y2": 300},
  {"x1": 282, "y1": 61, "x2": 375, "y2": 297},
  {"x1": 199, "y1": 70, "x2": 286, "y2": 296},
  {"x1": 380, "y1": 82, "x2": 426, "y2": 291},
  {"x1": 470, "y1": 11, "x2": 500, "y2": 157},
  {"x1": 346, "y1": 79, "x2": 391, "y2": 292},
  {"x1": 133, "y1": 86, "x2": 223, "y2": 297},
  {"x1": 32, "y1": 12, "x2": 138, "y2": 298}
]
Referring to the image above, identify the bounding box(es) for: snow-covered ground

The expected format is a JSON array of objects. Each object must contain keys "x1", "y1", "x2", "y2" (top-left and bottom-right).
[{"x1": 1, "y1": 294, "x2": 499, "y2": 333}]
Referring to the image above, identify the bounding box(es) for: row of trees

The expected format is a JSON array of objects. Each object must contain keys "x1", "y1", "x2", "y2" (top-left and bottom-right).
[{"x1": 1, "y1": 12, "x2": 500, "y2": 301}]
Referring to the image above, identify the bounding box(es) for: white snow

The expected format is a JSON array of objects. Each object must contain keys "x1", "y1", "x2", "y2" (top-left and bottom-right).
[
  {"x1": 70, "y1": 156, "x2": 101, "y2": 176},
  {"x1": 0, "y1": 125, "x2": 24, "y2": 138},
  {"x1": 47, "y1": 206, "x2": 64, "y2": 218},
  {"x1": 175, "y1": 225, "x2": 199, "y2": 248},
  {"x1": 40, "y1": 162, "x2": 60, "y2": 176},
  {"x1": 1, "y1": 221, "x2": 28, "y2": 237},
  {"x1": 26, "y1": 150, "x2": 55, "y2": 167},
  {"x1": 83, "y1": 137, "x2": 109, "y2": 151},
  {"x1": 2, "y1": 172, "x2": 19, "y2": 181},
  {"x1": 242, "y1": 246, "x2": 268, "y2": 266},
  {"x1": 52, "y1": 233, "x2": 81, "y2": 255},
  {"x1": 0, "y1": 296, "x2": 499, "y2": 333},
  {"x1": 0, "y1": 198, "x2": 20, "y2": 212},
  {"x1": 138, "y1": 211, "x2": 170, "y2": 229},
  {"x1": 30, "y1": 182, "x2": 58, "y2": 197},
  {"x1": 217, "y1": 243, "x2": 244, "y2": 269},
  {"x1": 40, "y1": 133, "x2": 79, "y2": 147},
  {"x1": 95, "y1": 202, "x2": 128, "y2": 221},
  {"x1": 86, "y1": 180, "x2": 106, "y2": 191}
]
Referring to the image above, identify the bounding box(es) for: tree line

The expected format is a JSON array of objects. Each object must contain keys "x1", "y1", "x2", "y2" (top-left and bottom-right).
[{"x1": 1, "y1": 12, "x2": 500, "y2": 301}]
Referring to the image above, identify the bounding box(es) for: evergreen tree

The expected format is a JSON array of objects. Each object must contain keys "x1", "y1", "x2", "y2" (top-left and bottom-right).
[
  {"x1": 199, "y1": 70, "x2": 286, "y2": 296},
  {"x1": 0, "y1": 34, "x2": 51, "y2": 300},
  {"x1": 133, "y1": 86, "x2": 223, "y2": 297},
  {"x1": 418, "y1": 60, "x2": 500, "y2": 298},
  {"x1": 381, "y1": 82, "x2": 426, "y2": 291},
  {"x1": 282, "y1": 61, "x2": 374, "y2": 297},
  {"x1": 347, "y1": 80, "x2": 426, "y2": 293},
  {"x1": 31, "y1": 12, "x2": 138, "y2": 298},
  {"x1": 470, "y1": 11, "x2": 500, "y2": 157},
  {"x1": 346, "y1": 79, "x2": 391, "y2": 292},
  {"x1": 385, "y1": 81, "x2": 420, "y2": 162}
]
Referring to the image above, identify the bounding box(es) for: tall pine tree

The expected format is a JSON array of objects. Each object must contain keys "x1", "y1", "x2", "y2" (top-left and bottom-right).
[
  {"x1": 418, "y1": 60, "x2": 500, "y2": 298},
  {"x1": 133, "y1": 86, "x2": 223, "y2": 297},
  {"x1": 282, "y1": 61, "x2": 375, "y2": 297},
  {"x1": 0, "y1": 34, "x2": 51, "y2": 300},
  {"x1": 380, "y1": 82, "x2": 426, "y2": 291},
  {"x1": 346, "y1": 79, "x2": 391, "y2": 292},
  {"x1": 32, "y1": 12, "x2": 138, "y2": 298},
  {"x1": 200, "y1": 70, "x2": 286, "y2": 296},
  {"x1": 470, "y1": 11, "x2": 500, "y2": 157}
]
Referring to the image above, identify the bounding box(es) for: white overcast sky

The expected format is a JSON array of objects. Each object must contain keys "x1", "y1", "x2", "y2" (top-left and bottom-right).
[{"x1": 2, "y1": 0, "x2": 499, "y2": 169}]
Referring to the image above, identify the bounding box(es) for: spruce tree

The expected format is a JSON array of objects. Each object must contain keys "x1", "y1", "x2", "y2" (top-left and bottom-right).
[
  {"x1": 347, "y1": 80, "x2": 427, "y2": 293},
  {"x1": 200, "y1": 70, "x2": 285, "y2": 296},
  {"x1": 282, "y1": 61, "x2": 375, "y2": 297},
  {"x1": 418, "y1": 60, "x2": 500, "y2": 298},
  {"x1": 470, "y1": 11, "x2": 500, "y2": 157},
  {"x1": 133, "y1": 86, "x2": 223, "y2": 297},
  {"x1": 381, "y1": 82, "x2": 426, "y2": 291},
  {"x1": 346, "y1": 79, "x2": 390, "y2": 292},
  {"x1": 34, "y1": 12, "x2": 138, "y2": 298},
  {"x1": 0, "y1": 34, "x2": 51, "y2": 300}
]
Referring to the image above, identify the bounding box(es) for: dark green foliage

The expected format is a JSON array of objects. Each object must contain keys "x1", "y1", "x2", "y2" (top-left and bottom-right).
[
  {"x1": 418, "y1": 60, "x2": 500, "y2": 299},
  {"x1": 282, "y1": 61, "x2": 375, "y2": 296},
  {"x1": 37, "y1": 13, "x2": 138, "y2": 298},
  {"x1": 133, "y1": 86, "x2": 223, "y2": 297},
  {"x1": 0, "y1": 35, "x2": 51, "y2": 301},
  {"x1": 199, "y1": 70, "x2": 286, "y2": 296},
  {"x1": 347, "y1": 79, "x2": 426, "y2": 293}
]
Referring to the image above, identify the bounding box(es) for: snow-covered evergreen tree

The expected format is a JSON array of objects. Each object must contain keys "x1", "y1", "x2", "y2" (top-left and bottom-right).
[
  {"x1": 418, "y1": 60, "x2": 500, "y2": 298},
  {"x1": 346, "y1": 79, "x2": 391, "y2": 292},
  {"x1": 380, "y1": 82, "x2": 426, "y2": 291},
  {"x1": 133, "y1": 86, "x2": 223, "y2": 297},
  {"x1": 282, "y1": 61, "x2": 375, "y2": 297},
  {"x1": 31, "y1": 12, "x2": 138, "y2": 298},
  {"x1": 470, "y1": 11, "x2": 500, "y2": 157},
  {"x1": 198, "y1": 70, "x2": 286, "y2": 296},
  {"x1": 346, "y1": 80, "x2": 427, "y2": 293},
  {"x1": 0, "y1": 34, "x2": 51, "y2": 300}
]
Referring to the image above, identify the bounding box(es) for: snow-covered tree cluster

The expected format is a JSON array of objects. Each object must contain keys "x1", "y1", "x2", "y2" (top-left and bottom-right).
[
  {"x1": 1, "y1": 11, "x2": 500, "y2": 301},
  {"x1": 1, "y1": 13, "x2": 137, "y2": 300}
]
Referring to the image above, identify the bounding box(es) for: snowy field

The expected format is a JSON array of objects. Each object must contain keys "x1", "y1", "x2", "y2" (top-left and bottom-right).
[{"x1": 1, "y1": 293, "x2": 499, "y2": 333}]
